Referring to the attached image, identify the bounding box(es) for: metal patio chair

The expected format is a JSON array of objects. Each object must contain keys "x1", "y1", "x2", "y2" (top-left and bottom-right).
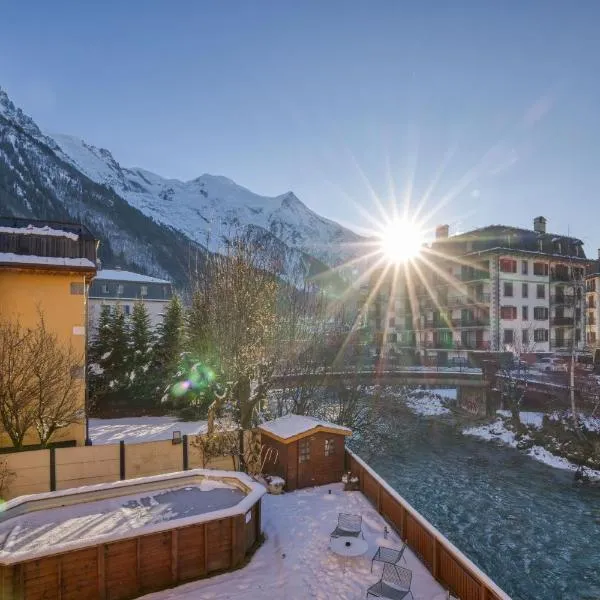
[
  {"x1": 371, "y1": 544, "x2": 407, "y2": 572},
  {"x1": 366, "y1": 563, "x2": 414, "y2": 599},
  {"x1": 330, "y1": 512, "x2": 364, "y2": 539}
]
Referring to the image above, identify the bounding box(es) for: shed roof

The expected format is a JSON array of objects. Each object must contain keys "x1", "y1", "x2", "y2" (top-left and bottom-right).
[{"x1": 258, "y1": 415, "x2": 351, "y2": 443}]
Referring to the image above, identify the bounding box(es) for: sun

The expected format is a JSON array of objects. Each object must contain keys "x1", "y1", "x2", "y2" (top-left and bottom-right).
[{"x1": 379, "y1": 219, "x2": 426, "y2": 263}]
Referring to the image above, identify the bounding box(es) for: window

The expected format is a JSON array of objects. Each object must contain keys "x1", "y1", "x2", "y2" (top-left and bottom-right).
[
  {"x1": 588, "y1": 331, "x2": 597, "y2": 344},
  {"x1": 500, "y1": 259, "x2": 517, "y2": 273},
  {"x1": 576, "y1": 328, "x2": 581, "y2": 342},
  {"x1": 503, "y1": 329, "x2": 514, "y2": 344},
  {"x1": 70, "y1": 282, "x2": 84, "y2": 295},
  {"x1": 536, "y1": 284, "x2": 545, "y2": 299},
  {"x1": 522, "y1": 329, "x2": 529, "y2": 345},
  {"x1": 124, "y1": 304, "x2": 131, "y2": 315},
  {"x1": 521, "y1": 283, "x2": 528, "y2": 298},
  {"x1": 534, "y1": 307, "x2": 548, "y2": 320},
  {"x1": 117, "y1": 284, "x2": 124, "y2": 295},
  {"x1": 325, "y1": 438, "x2": 336, "y2": 457},
  {"x1": 388, "y1": 317, "x2": 395, "y2": 327},
  {"x1": 522, "y1": 306, "x2": 528, "y2": 320},
  {"x1": 503, "y1": 282, "x2": 514, "y2": 297},
  {"x1": 102, "y1": 284, "x2": 109, "y2": 294},
  {"x1": 521, "y1": 261, "x2": 528, "y2": 275},
  {"x1": 500, "y1": 306, "x2": 517, "y2": 320},
  {"x1": 299, "y1": 439, "x2": 310, "y2": 463},
  {"x1": 533, "y1": 262, "x2": 549, "y2": 276},
  {"x1": 141, "y1": 285, "x2": 148, "y2": 296},
  {"x1": 386, "y1": 333, "x2": 397, "y2": 343},
  {"x1": 534, "y1": 329, "x2": 549, "y2": 342}
]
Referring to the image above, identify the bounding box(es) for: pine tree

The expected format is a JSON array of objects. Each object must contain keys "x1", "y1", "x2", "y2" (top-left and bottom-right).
[
  {"x1": 153, "y1": 296, "x2": 184, "y2": 402},
  {"x1": 129, "y1": 301, "x2": 154, "y2": 408},
  {"x1": 88, "y1": 305, "x2": 114, "y2": 413}
]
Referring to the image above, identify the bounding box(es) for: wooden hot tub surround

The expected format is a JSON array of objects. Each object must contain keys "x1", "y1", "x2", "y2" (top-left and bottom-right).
[{"x1": 0, "y1": 469, "x2": 265, "y2": 600}]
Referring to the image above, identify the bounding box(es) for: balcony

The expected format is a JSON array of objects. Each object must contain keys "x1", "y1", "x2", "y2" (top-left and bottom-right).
[
  {"x1": 551, "y1": 269, "x2": 583, "y2": 283},
  {"x1": 460, "y1": 269, "x2": 489, "y2": 282},
  {"x1": 446, "y1": 294, "x2": 491, "y2": 308},
  {"x1": 459, "y1": 340, "x2": 491, "y2": 351},
  {"x1": 0, "y1": 217, "x2": 97, "y2": 270},
  {"x1": 551, "y1": 295, "x2": 577, "y2": 306},
  {"x1": 461, "y1": 317, "x2": 491, "y2": 327},
  {"x1": 552, "y1": 317, "x2": 575, "y2": 327}
]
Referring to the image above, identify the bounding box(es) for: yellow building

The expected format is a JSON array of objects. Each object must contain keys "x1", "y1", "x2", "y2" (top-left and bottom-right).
[{"x1": 0, "y1": 217, "x2": 97, "y2": 449}]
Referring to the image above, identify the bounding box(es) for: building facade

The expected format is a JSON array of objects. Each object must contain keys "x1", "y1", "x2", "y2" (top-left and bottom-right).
[
  {"x1": 362, "y1": 217, "x2": 592, "y2": 362},
  {"x1": 0, "y1": 217, "x2": 97, "y2": 448},
  {"x1": 585, "y1": 256, "x2": 600, "y2": 349},
  {"x1": 88, "y1": 269, "x2": 173, "y2": 331}
]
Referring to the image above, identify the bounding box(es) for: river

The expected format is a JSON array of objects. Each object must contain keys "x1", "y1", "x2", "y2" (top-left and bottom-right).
[{"x1": 351, "y1": 401, "x2": 600, "y2": 600}]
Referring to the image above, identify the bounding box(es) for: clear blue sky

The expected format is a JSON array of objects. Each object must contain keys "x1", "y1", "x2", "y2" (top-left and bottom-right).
[{"x1": 2, "y1": 1, "x2": 600, "y2": 249}]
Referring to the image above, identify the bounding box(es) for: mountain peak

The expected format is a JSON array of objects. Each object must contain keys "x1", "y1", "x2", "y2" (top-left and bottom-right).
[{"x1": 0, "y1": 86, "x2": 44, "y2": 140}]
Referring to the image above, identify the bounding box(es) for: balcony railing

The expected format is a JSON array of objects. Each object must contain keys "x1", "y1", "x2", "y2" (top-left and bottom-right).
[
  {"x1": 461, "y1": 317, "x2": 491, "y2": 327},
  {"x1": 552, "y1": 317, "x2": 575, "y2": 327},
  {"x1": 551, "y1": 270, "x2": 583, "y2": 283},
  {"x1": 460, "y1": 270, "x2": 490, "y2": 282},
  {"x1": 0, "y1": 218, "x2": 97, "y2": 264},
  {"x1": 551, "y1": 295, "x2": 577, "y2": 306}
]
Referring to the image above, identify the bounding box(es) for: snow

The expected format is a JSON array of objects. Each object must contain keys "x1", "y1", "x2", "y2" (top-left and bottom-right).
[
  {"x1": 0, "y1": 253, "x2": 95, "y2": 268},
  {"x1": 496, "y1": 410, "x2": 545, "y2": 429},
  {"x1": 51, "y1": 133, "x2": 364, "y2": 268},
  {"x1": 0, "y1": 224, "x2": 79, "y2": 241},
  {"x1": 95, "y1": 268, "x2": 170, "y2": 284},
  {"x1": 89, "y1": 417, "x2": 208, "y2": 444},
  {"x1": 0, "y1": 469, "x2": 265, "y2": 564},
  {"x1": 463, "y1": 417, "x2": 600, "y2": 480},
  {"x1": 258, "y1": 414, "x2": 352, "y2": 440},
  {"x1": 0, "y1": 482, "x2": 242, "y2": 558},
  {"x1": 138, "y1": 483, "x2": 447, "y2": 600},
  {"x1": 405, "y1": 393, "x2": 451, "y2": 416}
]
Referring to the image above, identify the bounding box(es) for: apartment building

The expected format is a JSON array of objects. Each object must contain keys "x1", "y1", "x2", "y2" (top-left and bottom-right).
[
  {"x1": 585, "y1": 255, "x2": 600, "y2": 348},
  {"x1": 0, "y1": 217, "x2": 98, "y2": 448},
  {"x1": 88, "y1": 268, "x2": 173, "y2": 331},
  {"x1": 364, "y1": 217, "x2": 592, "y2": 362}
]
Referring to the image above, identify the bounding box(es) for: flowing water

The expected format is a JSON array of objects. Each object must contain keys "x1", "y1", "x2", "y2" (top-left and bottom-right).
[{"x1": 352, "y1": 403, "x2": 600, "y2": 600}]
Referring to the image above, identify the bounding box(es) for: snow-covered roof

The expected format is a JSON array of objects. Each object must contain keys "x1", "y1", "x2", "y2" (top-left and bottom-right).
[
  {"x1": 0, "y1": 252, "x2": 96, "y2": 270},
  {"x1": 0, "y1": 224, "x2": 79, "y2": 241},
  {"x1": 259, "y1": 415, "x2": 351, "y2": 441},
  {"x1": 95, "y1": 269, "x2": 170, "y2": 284}
]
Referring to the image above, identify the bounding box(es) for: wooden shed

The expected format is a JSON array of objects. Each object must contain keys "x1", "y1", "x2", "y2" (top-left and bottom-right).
[{"x1": 258, "y1": 415, "x2": 351, "y2": 491}]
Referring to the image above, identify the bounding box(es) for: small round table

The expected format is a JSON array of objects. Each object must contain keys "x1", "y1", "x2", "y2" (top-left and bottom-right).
[{"x1": 330, "y1": 536, "x2": 368, "y2": 572}]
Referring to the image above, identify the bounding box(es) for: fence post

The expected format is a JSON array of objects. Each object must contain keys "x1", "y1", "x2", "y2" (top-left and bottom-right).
[
  {"x1": 182, "y1": 435, "x2": 189, "y2": 471},
  {"x1": 49, "y1": 448, "x2": 56, "y2": 492},
  {"x1": 119, "y1": 440, "x2": 125, "y2": 480}
]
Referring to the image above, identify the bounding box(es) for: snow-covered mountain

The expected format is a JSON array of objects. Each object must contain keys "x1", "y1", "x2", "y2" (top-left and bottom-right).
[
  {"x1": 0, "y1": 85, "x2": 365, "y2": 285},
  {"x1": 50, "y1": 133, "x2": 364, "y2": 268}
]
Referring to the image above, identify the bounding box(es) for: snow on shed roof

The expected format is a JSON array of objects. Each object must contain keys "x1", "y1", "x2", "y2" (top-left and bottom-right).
[
  {"x1": 95, "y1": 269, "x2": 170, "y2": 284},
  {"x1": 258, "y1": 415, "x2": 351, "y2": 442}
]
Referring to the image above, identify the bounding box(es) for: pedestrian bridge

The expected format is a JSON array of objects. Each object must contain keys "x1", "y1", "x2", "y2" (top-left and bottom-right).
[{"x1": 272, "y1": 367, "x2": 486, "y2": 388}]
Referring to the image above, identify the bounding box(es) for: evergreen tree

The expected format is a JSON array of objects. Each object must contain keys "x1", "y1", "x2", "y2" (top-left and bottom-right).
[
  {"x1": 129, "y1": 301, "x2": 154, "y2": 408},
  {"x1": 153, "y1": 296, "x2": 184, "y2": 401},
  {"x1": 88, "y1": 305, "x2": 114, "y2": 413}
]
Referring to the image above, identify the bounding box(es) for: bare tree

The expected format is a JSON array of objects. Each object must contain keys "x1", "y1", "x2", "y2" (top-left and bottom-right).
[
  {"x1": 0, "y1": 314, "x2": 83, "y2": 449},
  {"x1": 0, "y1": 318, "x2": 37, "y2": 448},
  {"x1": 28, "y1": 315, "x2": 84, "y2": 447}
]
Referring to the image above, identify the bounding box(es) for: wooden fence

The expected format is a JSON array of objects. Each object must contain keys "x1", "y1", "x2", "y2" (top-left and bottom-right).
[
  {"x1": 1, "y1": 434, "x2": 247, "y2": 501},
  {"x1": 345, "y1": 449, "x2": 511, "y2": 600}
]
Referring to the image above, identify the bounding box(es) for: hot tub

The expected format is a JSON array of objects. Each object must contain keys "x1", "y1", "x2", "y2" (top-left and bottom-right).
[{"x1": 0, "y1": 469, "x2": 265, "y2": 600}]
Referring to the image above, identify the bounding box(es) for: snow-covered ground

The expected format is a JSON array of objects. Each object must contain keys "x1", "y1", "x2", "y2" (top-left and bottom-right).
[
  {"x1": 464, "y1": 412, "x2": 600, "y2": 479},
  {"x1": 0, "y1": 480, "x2": 242, "y2": 557},
  {"x1": 396, "y1": 388, "x2": 456, "y2": 417},
  {"x1": 139, "y1": 483, "x2": 445, "y2": 600},
  {"x1": 89, "y1": 417, "x2": 208, "y2": 444}
]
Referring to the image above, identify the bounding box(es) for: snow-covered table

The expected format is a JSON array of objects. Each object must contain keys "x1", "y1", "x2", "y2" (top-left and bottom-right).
[{"x1": 330, "y1": 536, "x2": 369, "y2": 573}]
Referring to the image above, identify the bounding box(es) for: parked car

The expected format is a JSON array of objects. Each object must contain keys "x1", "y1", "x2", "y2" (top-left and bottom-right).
[
  {"x1": 505, "y1": 359, "x2": 529, "y2": 372},
  {"x1": 531, "y1": 357, "x2": 568, "y2": 373}
]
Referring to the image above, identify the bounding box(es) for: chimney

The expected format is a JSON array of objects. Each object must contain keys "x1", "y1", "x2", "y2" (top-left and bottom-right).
[
  {"x1": 435, "y1": 224, "x2": 449, "y2": 239},
  {"x1": 533, "y1": 216, "x2": 547, "y2": 234}
]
